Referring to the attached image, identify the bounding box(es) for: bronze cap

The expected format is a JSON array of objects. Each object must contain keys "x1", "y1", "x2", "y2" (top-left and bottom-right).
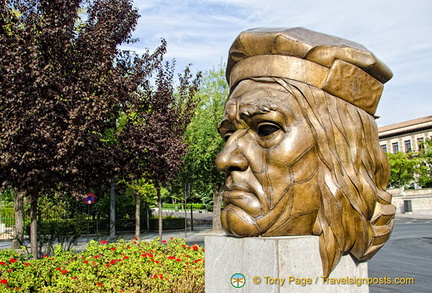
[{"x1": 226, "y1": 27, "x2": 393, "y2": 116}]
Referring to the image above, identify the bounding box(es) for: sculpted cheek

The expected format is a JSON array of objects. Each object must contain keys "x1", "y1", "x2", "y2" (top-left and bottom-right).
[{"x1": 271, "y1": 120, "x2": 314, "y2": 161}]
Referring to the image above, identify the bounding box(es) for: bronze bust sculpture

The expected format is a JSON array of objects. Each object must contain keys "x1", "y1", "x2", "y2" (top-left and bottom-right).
[{"x1": 216, "y1": 27, "x2": 396, "y2": 276}]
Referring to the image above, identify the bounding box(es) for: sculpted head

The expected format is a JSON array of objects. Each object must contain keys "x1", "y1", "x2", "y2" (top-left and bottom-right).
[{"x1": 216, "y1": 28, "x2": 396, "y2": 276}]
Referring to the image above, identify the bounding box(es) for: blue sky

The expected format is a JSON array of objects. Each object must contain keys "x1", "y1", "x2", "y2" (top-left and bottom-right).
[{"x1": 122, "y1": 0, "x2": 432, "y2": 127}]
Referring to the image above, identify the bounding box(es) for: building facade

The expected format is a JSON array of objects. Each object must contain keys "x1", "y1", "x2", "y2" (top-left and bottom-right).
[
  {"x1": 378, "y1": 115, "x2": 432, "y2": 154},
  {"x1": 378, "y1": 115, "x2": 432, "y2": 215}
]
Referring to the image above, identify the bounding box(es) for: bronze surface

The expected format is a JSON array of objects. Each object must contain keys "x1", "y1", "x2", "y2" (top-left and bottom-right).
[{"x1": 216, "y1": 27, "x2": 396, "y2": 276}]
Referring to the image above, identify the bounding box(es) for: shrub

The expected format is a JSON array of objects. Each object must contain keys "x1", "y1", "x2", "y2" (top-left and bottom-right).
[
  {"x1": 162, "y1": 203, "x2": 205, "y2": 210},
  {"x1": 0, "y1": 238, "x2": 204, "y2": 292}
]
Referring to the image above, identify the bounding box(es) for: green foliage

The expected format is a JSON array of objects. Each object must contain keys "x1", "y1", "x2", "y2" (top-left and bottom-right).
[
  {"x1": 0, "y1": 238, "x2": 204, "y2": 292},
  {"x1": 386, "y1": 139, "x2": 432, "y2": 189},
  {"x1": 386, "y1": 152, "x2": 420, "y2": 188},
  {"x1": 162, "y1": 203, "x2": 205, "y2": 210},
  {"x1": 180, "y1": 63, "x2": 227, "y2": 201},
  {"x1": 417, "y1": 138, "x2": 432, "y2": 187}
]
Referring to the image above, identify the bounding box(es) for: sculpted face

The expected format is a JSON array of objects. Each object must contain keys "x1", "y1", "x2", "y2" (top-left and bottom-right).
[{"x1": 216, "y1": 79, "x2": 321, "y2": 237}]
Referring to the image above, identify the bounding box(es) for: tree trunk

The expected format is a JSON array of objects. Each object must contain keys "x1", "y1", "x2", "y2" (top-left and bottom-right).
[
  {"x1": 12, "y1": 190, "x2": 24, "y2": 249},
  {"x1": 134, "y1": 189, "x2": 141, "y2": 240},
  {"x1": 29, "y1": 195, "x2": 38, "y2": 258},
  {"x1": 211, "y1": 186, "x2": 223, "y2": 232},
  {"x1": 110, "y1": 181, "x2": 116, "y2": 238},
  {"x1": 156, "y1": 183, "x2": 163, "y2": 242}
]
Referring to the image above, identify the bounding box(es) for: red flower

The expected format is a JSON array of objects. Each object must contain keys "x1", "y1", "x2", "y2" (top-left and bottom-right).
[
  {"x1": 153, "y1": 274, "x2": 158, "y2": 278},
  {"x1": 168, "y1": 256, "x2": 175, "y2": 260},
  {"x1": 105, "y1": 264, "x2": 110, "y2": 268},
  {"x1": 100, "y1": 240, "x2": 107, "y2": 244},
  {"x1": 0, "y1": 279, "x2": 7, "y2": 284},
  {"x1": 110, "y1": 260, "x2": 116, "y2": 265},
  {"x1": 133, "y1": 237, "x2": 138, "y2": 240},
  {"x1": 83, "y1": 260, "x2": 89, "y2": 264},
  {"x1": 162, "y1": 240, "x2": 167, "y2": 243},
  {"x1": 97, "y1": 283, "x2": 103, "y2": 287},
  {"x1": 56, "y1": 268, "x2": 61, "y2": 271},
  {"x1": 24, "y1": 263, "x2": 30, "y2": 266},
  {"x1": 61, "y1": 270, "x2": 67, "y2": 275},
  {"x1": 0, "y1": 262, "x2": 5, "y2": 265},
  {"x1": 71, "y1": 277, "x2": 77, "y2": 280},
  {"x1": 123, "y1": 256, "x2": 129, "y2": 259},
  {"x1": 175, "y1": 259, "x2": 181, "y2": 262},
  {"x1": 9, "y1": 258, "x2": 16, "y2": 264},
  {"x1": 148, "y1": 253, "x2": 154, "y2": 258},
  {"x1": 192, "y1": 245, "x2": 199, "y2": 251},
  {"x1": 43, "y1": 255, "x2": 48, "y2": 258},
  {"x1": 110, "y1": 247, "x2": 116, "y2": 251}
]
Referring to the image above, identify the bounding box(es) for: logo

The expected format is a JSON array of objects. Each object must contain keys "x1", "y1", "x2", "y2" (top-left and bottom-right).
[{"x1": 230, "y1": 273, "x2": 246, "y2": 288}]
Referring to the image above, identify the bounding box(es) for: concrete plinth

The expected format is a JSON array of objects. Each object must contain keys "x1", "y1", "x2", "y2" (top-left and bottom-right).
[{"x1": 205, "y1": 235, "x2": 368, "y2": 293}]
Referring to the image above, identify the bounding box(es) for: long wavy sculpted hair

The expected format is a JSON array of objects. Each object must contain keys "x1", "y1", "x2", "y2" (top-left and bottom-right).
[{"x1": 248, "y1": 77, "x2": 396, "y2": 276}]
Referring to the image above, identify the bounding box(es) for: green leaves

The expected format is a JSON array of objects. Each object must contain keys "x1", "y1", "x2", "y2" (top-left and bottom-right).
[
  {"x1": 0, "y1": 238, "x2": 205, "y2": 292},
  {"x1": 386, "y1": 139, "x2": 432, "y2": 188},
  {"x1": 180, "y1": 63, "x2": 227, "y2": 195}
]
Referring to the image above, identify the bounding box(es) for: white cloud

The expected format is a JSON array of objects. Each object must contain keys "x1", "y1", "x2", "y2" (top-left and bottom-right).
[{"x1": 126, "y1": 0, "x2": 432, "y2": 126}]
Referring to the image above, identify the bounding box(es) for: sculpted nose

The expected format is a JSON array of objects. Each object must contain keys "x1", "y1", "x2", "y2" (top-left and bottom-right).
[{"x1": 216, "y1": 139, "x2": 249, "y2": 173}]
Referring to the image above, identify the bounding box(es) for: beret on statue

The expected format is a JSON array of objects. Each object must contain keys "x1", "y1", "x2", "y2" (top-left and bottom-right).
[{"x1": 226, "y1": 27, "x2": 393, "y2": 116}]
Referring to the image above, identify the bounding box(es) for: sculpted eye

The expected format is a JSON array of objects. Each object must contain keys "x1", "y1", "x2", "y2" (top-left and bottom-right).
[{"x1": 257, "y1": 123, "x2": 280, "y2": 137}]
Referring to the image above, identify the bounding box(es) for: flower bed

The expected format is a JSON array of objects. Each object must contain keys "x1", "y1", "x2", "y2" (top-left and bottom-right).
[{"x1": 0, "y1": 238, "x2": 204, "y2": 292}]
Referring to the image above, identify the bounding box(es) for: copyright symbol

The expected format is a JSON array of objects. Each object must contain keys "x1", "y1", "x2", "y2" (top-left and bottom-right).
[{"x1": 252, "y1": 276, "x2": 261, "y2": 284}]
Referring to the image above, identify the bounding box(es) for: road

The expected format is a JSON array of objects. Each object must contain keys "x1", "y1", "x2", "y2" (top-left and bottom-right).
[{"x1": 368, "y1": 216, "x2": 432, "y2": 292}]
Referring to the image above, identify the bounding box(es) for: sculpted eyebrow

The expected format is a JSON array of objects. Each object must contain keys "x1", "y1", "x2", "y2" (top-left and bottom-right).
[{"x1": 239, "y1": 104, "x2": 274, "y2": 117}]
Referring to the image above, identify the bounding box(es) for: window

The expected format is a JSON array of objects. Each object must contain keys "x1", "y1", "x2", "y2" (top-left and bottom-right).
[
  {"x1": 392, "y1": 142, "x2": 399, "y2": 153},
  {"x1": 381, "y1": 144, "x2": 387, "y2": 152},
  {"x1": 418, "y1": 137, "x2": 424, "y2": 150},
  {"x1": 404, "y1": 140, "x2": 411, "y2": 153}
]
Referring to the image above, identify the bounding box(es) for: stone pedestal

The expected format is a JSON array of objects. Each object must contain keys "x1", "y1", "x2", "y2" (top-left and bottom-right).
[{"x1": 205, "y1": 235, "x2": 369, "y2": 293}]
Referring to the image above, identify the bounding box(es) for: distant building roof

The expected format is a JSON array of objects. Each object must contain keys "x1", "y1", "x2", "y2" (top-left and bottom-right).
[{"x1": 378, "y1": 115, "x2": 432, "y2": 139}]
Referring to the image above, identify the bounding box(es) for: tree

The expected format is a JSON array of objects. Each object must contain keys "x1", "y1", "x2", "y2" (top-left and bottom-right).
[
  {"x1": 115, "y1": 62, "x2": 201, "y2": 241},
  {"x1": 181, "y1": 64, "x2": 227, "y2": 232},
  {"x1": 386, "y1": 152, "x2": 420, "y2": 188},
  {"x1": 417, "y1": 138, "x2": 432, "y2": 187},
  {"x1": 0, "y1": 0, "x2": 158, "y2": 256}
]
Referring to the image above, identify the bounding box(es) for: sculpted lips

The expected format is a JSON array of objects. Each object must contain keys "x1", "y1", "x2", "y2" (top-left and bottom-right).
[{"x1": 222, "y1": 181, "x2": 262, "y2": 217}]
